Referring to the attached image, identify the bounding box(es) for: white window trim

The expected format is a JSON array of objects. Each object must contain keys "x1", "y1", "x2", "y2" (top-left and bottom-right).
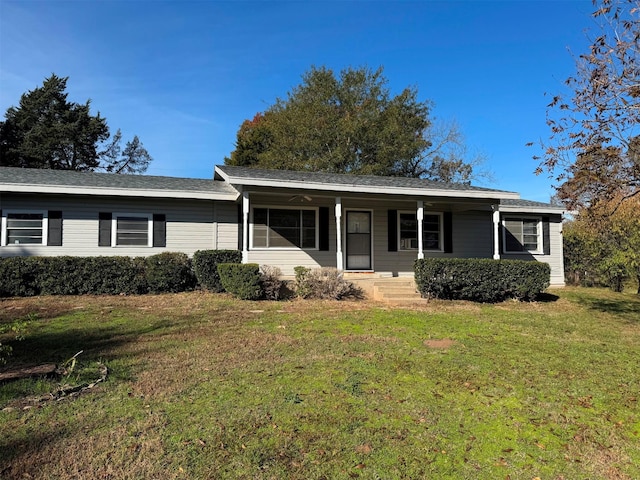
[
  {"x1": 249, "y1": 205, "x2": 319, "y2": 250},
  {"x1": 1, "y1": 209, "x2": 48, "y2": 247},
  {"x1": 111, "y1": 212, "x2": 153, "y2": 247},
  {"x1": 502, "y1": 216, "x2": 543, "y2": 255},
  {"x1": 397, "y1": 210, "x2": 443, "y2": 253}
]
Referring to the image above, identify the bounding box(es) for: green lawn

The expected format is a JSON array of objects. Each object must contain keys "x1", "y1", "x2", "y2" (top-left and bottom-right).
[{"x1": 1, "y1": 288, "x2": 639, "y2": 479}]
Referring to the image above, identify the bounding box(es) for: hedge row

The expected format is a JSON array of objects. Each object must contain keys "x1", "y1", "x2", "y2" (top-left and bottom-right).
[
  {"x1": 414, "y1": 258, "x2": 550, "y2": 302},
  {"x1": 0, "y1": 250, "x2": 240, "y2": 297}
]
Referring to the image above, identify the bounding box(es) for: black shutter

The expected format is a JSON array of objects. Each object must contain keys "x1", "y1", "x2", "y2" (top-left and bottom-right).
[
  {"x1": 47, "y1": 211, "x2": 63, "y2": 246},
  {"x1": 388, "y1": 210, "x2": 397, "y2": 252},
  {"x1": 319, "y1": 207, "x2": 330, "y2": 251},
  {"x1": 237, "y1": 204, "x2": 243, "y2": 251},
  {"x1": 98, "y1": 212, "x2": 112, "y2": 246},
  {"x1": 542, "y1": 216, "x2": 551, "y2": 255},
  {"x1": 443, "y1": 212, "x2": 453, "y2": 253},
  {"x1": 153, "y1": 214, "x2": 166, "y2": 247}
]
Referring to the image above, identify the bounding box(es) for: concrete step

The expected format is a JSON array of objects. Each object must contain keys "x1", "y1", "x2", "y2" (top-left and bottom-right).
[{"x1": 370, "y1": 278, "x2": 425, "y2": 303}]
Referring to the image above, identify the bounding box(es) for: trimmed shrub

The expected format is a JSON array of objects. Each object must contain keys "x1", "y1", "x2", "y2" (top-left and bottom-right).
[
  {"x1": 414, "y1": 258, "x2": 550, "y2": 302},
  {"x1": 145, "y1": 252, "x2": 196, "y2": 293},
  {"x1": 193, "y1": 250, "x2": 242, "y2": 292},
  {"x1": 294, "y1": 266, "x2": 359, "y2": 300},
  {"x1": 260, "y1": 265, "x2": 283, "y2": 300},
  {"x1": 83, "y1": 256, "x2": 148, "y2": 295},
  {"x1": 0, "y1": 257, "x2": 41, "y2": 297},
  {"x1": 0, "y1": 253, "x2": 202, "y2": 297},
  {"x1": 217, "y1": 263, "x2": 263, "y2": 300},
  {"x1": 0, "y1": 256, "x2": 149, "y2": 296},
  {"x1": 294, "y1": 266, "x2": 312, "y2": 299}
]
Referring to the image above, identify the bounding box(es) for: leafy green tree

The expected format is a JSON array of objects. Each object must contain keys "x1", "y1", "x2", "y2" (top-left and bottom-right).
[
  {"x1": 564, "y1": 196, "x2": 640, "y2": 293},
  {"x1": 226, "y1": 66, "x2": 481, "y2": 183},
  {"x1": 0, "y1": 74, "x2": 152, "y2": 174}
]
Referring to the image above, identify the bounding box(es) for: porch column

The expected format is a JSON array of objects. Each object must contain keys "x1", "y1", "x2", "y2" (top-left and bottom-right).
[
  {"x1": 335, "y1": 197, "x2": 343, "y2": 270},
  {"x1": 492, "y1": 204, "x2": 500, "y2": 260},
  {"x1": 242, "y1": 191, "x2": 250, "y2": 263},
  {"x1": 417, "y1": 200, "x2": 424, "y2": 260}
]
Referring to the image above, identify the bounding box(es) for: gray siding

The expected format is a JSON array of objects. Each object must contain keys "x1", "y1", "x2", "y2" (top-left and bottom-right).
[
  {"x1": 215, "y1": 201, "x2": 240, "y2": 250},
  {"x1": 0, "y1": 193, "x2": 222, "y2": 257},
  {"x1": 500, "y1": 216, "x2": 565, "y2": 286}
]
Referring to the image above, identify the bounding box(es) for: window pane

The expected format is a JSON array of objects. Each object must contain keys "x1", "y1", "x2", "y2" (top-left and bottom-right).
[
  {"x1": 348, "y1": 212, "x2": 370, "y2": 234},
  {"x1": 6, "y1": 213, "x2": 43, "y2": 244},
  {"x1": 252, "y1": 208, "x2": 268, "y2": 248},
  {"x1": 505, "y1": 218, "x2": 538, "y2": 252},
  {"x1": 302, "y1": 228, "x2": 316, "y2": 248},
  {"x1": 116, "y1": 216, "x2": 148, "y2": 246},
  {"x1": 399, "y1": 213, "x2": 417, "y2": 250},
  {"x1": 302, "y1": 209, "x2": 315, "y2": 227},
  {"x1": 424, "y1": 232, "x2": 439, "y2": 249},
  {"x1": 253, "y1": 225, "x2": 268, "y2": 248},
  {"x1": 422, "y1": 214, "x2": 440, "y2": 250},
  {"x1": 252, "y1": 208, "x2": 317, "y2": 249},
  {"x1": 523, "y1": 220, "x2": 538, "y2": 235},
  {"x1": 254, "y1": 208, "x2": 268, "y2": 225},
  {"x1": 269, "y1": 209, "x2": 300, "y2": 247}
]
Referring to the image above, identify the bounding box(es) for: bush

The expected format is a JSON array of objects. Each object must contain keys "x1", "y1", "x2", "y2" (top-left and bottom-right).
[
  {"x1": 294, "y1": 266, "x2": 359, "y2": 300},
  {"x1": 84, "y1": 256, "x2": 148, "y2": 295},
  {"x1": 414, "y1": 258, "x2": 550, "y2": 302},
  {"x1": 260, "y1": 265, "x2": 283, "y2": 300},
  {"x1": 0, "y1": 257, "x2": 41, "y2": 297},
  {"x1": 217, "y1": 263, "x2": 263, "y2": 300},
  {"x1": 145, "y1": 252, "x2": 196, "y2": 293},
  {"x1": 0, "y1": 253, "x2": 200, "y2": 297},
  {"x1": 294, "y1": 266, "x2": 312, "y2": 299},
  {"x1": 193, "y1": 250, "x2": 242, "y2": 292}
]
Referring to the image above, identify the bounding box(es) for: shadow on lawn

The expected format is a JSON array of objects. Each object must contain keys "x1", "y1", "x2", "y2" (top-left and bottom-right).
[
  {"x1": 577, "y1": 294, "x2": 640, "y2": 324},
  {"x1": 536, "y1": 292, "x2": 560, "y2": 303},
  {"x1": 0, "y1": 426, "x2": 72, "y2": 477},
  {"x1": 4, "y1": 318, "x2": 174, "y2": 368}
]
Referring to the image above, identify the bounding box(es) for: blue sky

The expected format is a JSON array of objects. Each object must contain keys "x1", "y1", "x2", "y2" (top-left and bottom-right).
[{"x1": 0, "y1": 0, "x2": 596, "y2": 201}]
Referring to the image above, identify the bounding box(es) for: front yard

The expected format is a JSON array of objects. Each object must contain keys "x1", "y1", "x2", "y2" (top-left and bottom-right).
[{"x1": 1, "y1": 288, "x2": 639, "y2": 479}]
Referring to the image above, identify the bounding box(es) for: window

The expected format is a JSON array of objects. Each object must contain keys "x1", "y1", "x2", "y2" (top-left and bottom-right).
[
  {"x1": 252, "y1": 207, "x2": 317, "y2": 249},
  {"x1": 398, "y1": 211, "x2": 442, "y2": 251},
  {"x1": 1, "y1": 211, "x2": 48, "y2": 246},
  {"x1": 503, "y1": 217, "x2": 542, "y2": 253},
  {"x1": 113, "y1": 214, "x2": 152, "y2": 247}
]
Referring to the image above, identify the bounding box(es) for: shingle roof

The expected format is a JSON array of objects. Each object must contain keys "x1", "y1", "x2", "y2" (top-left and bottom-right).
[
  {"x1": 0, "y1": 166, "x2": 238, "y2": 200},
  {"x1": 215, "y1": 165, "x2": 519, "y2": 199},
  {"x1": 500, "y1": 198, "x2": 565, "y2": 213}
]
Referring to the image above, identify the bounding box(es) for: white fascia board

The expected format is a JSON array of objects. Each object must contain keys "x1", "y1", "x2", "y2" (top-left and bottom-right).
[
  {"x1": 217, "y1": 175, "x2": 520, "y2": 200},
  {"x1": 500, "y1": 205, "x2": 565, "y2": 214},
  {"x1": 1, "y1": 184, "x2": 240, "y2": 201}
]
